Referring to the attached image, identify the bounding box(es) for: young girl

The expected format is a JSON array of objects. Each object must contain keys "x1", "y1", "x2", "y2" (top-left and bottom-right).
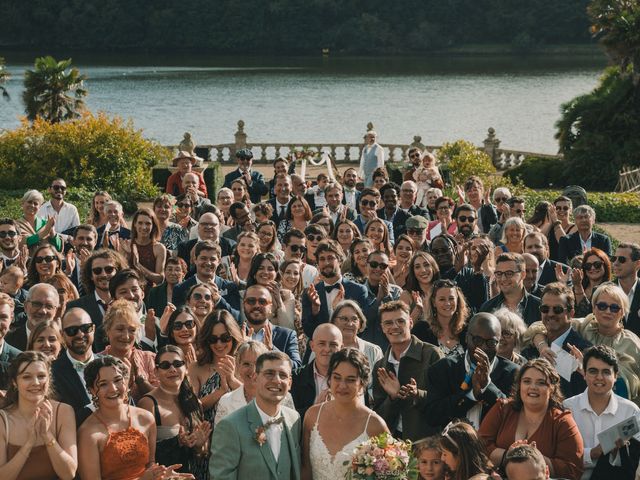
[
  {"x1": 440, "y1": 421, "x2": 497, "y2": 480},
  {"x1": 414, "y1": 437, "x2": 445, "y2": 480}
]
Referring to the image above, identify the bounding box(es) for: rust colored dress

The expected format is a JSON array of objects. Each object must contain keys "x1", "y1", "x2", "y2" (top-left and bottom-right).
[
  {"x1": 135, "y1": 242, "x2": 158, "y2": 289},
  {"x1": 96, "y1": 407, "x2": 150, "y2": 480}
]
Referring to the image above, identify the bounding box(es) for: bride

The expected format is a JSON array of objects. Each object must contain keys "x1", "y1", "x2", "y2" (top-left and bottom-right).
[{"x1": 301, "y1": 348, "x2": 388, "y2": 480}]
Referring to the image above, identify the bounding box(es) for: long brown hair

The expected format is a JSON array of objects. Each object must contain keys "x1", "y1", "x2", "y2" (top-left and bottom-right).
[
  {"x1": 511, "y1": 358, "x2": 564, "y2": 412},
  {"x1": 440, "y1": 421, "x2": 494, "y2": 480},
  {"x1": 196, "y1": 310, "x2": 244, "y2": 366},
  {"x1": 405, "y1": 251, "x2": 440, "y2": 295},
  {"x1": 2, "y1": 352, "x2": 54, "y2": 409},
  {"x1": 429, "y1": 279, "x2": 468, "y2": 336}
]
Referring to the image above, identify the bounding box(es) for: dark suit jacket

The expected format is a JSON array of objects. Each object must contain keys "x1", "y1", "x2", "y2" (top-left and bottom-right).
[
  {"x1": 268, "y1": 197, "x2": 294, "y2": 228},
  {"x1": 172, "y1": 275, "x2": 241, "y2": 322},
  {"x1": 291, "y1": 361, "x2": 317, "y2": 421},
  {"x1": 146, "y1": 282, "x2": 170, "y2": 314},
  {"x1": 6, "y1": 312, "x2": 27, "y2": 351},
  {"x1": 223, "y1": 169, "x2": 269, "y2": 204},
  {"x1": 376, "y1": 207, "x2": 410, "y2": 240},
  {"x1": 538, "y1": 259, "x2": 570, "y2": 287},
  {"x1": 521, "y1": 328, "x2": 591, "y2": 399},
  {"x1": 269, "y1": 324, "x2": 302, "y2": 369},
  {"x1": 425, "y1": 352, "x2": 518, "y2": 430},
  {"x1": 96, "y1": 225, "x2": 131, "y2": 249},
  {"x1": 342, "y1": 190, "x2": 361, "y2": 212},
  {"x1": 67, "y1": 257, "x2": 86, "y2": 297},
  {"x1": 52, "y1": 351, "x2": 92, "y2": 423},
  {"x1": 480, "y1": 290, "x2": 541, "y2": 326},
  {"x1": 624, "y1": 280, "x2": 640, "y2": 337},
  {"x1": 67, "y1": 294, "x2": 109, "y2": 352},
  {"x1": 301, "y1": 278, "x2": 374, "y2": 338},
  {"x1": 557, "y1": 231, "x2": 612, "y2": 264},
  {"x1": 0, "y1": 341, "x2": 21, "y2": 363},
  {"x1": 479, "y1": 202, "x2": 499, "y2": 234},
  {"x1": 177, "y1": 237, "x2": 236, "y2": 268},
  {"x1": 373, "y1": 336, "x2": 444, "y2": 440}
]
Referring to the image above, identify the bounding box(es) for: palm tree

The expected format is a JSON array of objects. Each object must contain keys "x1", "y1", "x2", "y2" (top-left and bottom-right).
[
  {"x1": 22, "y1": 56, "x2": 88, "y2": 123},
  {"x1": 0, "y1": 57, "x2": 10, "y2": 101}
]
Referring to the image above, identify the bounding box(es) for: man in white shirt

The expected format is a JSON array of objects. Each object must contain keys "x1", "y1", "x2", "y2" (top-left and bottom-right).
[
  {"x1": 37, "y1": 178, "x2": 80, "y2": 238},
  {"x1": 564, "y1": 345, "x2": 640, "y2": 479},
  {"x1": 342, "y1": 168, "x2": 360, "y2": 211}
]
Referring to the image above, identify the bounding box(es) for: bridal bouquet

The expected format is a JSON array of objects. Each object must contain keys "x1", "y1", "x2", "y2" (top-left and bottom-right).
[{"x1": 344, "y1": 432, "x2": 418, "y2": 480}]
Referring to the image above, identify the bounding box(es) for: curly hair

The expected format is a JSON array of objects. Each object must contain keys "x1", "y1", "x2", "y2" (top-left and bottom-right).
[
  {"x1": 511, "y1": 358, "x2": 564, "y2": 412},
  {"x1": 81, "y1": 249, "x2": 128, "y2": 294},
  {"x1": 327, "y1": 347, "x2": 371, "y2": 388}
]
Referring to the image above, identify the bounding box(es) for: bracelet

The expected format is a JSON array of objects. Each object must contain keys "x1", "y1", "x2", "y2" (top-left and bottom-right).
[
  {"x1": 45, "y1": 438, "x2": 56, "y2": 447},
  {"x1": 536, "y1": 340, "x2": 547, "y2": 349},
  {"x1": 552, "y1": 221, "x2": 562, "y2": 228}
]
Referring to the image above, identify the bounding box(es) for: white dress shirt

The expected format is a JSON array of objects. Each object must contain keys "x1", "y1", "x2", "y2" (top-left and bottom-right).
[
  {"x1": 255, "y1": 401, "x2": 284, "y2": 461},
  {"x1": 37, "y1": 201, "x2": 80, "y2": 233}
]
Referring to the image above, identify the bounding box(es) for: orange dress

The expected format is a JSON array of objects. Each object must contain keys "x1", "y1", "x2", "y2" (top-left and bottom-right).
[{"x1": 96, "y1": 407, "x2": 149, "y2": 480}]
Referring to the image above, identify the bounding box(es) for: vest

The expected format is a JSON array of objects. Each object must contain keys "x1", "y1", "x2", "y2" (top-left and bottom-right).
[
  {"x1": 362, "y1": 145, "x2": 380, "y2": 187},
  {"x1": 275, "y1": 426, "x2": 293, "y2": 480}
]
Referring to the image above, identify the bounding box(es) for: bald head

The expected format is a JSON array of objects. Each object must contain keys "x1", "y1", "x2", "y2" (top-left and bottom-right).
[
  {"x1": 311, "y1": 323, "x2": 343, "y2": 371},
  {"x1": 62, "y1": 307, "x2": 92, "y2": 329},
  {"x1": 61, "y1": 307, "x2": 95, "y2": 356}
]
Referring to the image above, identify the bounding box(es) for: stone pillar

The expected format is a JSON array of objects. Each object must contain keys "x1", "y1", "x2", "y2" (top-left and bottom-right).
[
  {"x1": 483, "y1": 127, "x2": 501, "y2": 167},
  {"x1": 410, "y1": 135, "x2": 425, "y2": 150},
  {"x1": 233, "y1": 120, "x2": 247, "y2": 159}
]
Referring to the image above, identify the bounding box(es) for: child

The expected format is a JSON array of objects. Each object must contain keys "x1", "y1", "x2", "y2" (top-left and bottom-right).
[
  {"x1": 414, "y1": 436, "x2": 445, "y2": 480},
  {"x1": 415, "y1": 169, "x2": 432, "y2": 209},
  {"x1": 440, "y1": 421, "x2": 497, "y2": 480},
  {"x1": 414, "y1": 152, "x2": 444, "y2": 190},
  {"x1": 308, "y1": 173, "x2": 329, "y2": 209},
  {"x1": 0, "y1": 266, "x2": 27, "y2": 315}
]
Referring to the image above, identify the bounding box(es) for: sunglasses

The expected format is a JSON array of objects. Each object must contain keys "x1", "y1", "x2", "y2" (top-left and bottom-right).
[
  {"x1": 0, "y1": 231, "x2": 18, "y2": 238},
  {"x1": 34, "y1": 255, "x2": 57, "y2": 264},
  {"x1": 209, "y1": 333, "x2": 232, "y2": 344},
  {"x1": 172, "y1": 320, "x2": 195, "y2": 331},
  {"x1": 611, "y1": 256, "x2": 629, "y2": 264},
  {"x1": 595, "y1": 302, "x2": 622, "y2": 313},
  {"x1": 244, "y1": 297, "x2": 271, "y2": 306},
  {"x1": 513, "y1": 209, "x2": 525, "y2": 215},
  {"x1": 539, "y1": 305, "x2": 568, "y2": 314},
  {"x1": 306, "y1": 234, "x2": 322, "y2": 242},
  {"x1": 92, "y1": 265, "x2": 117, "y2": 275},
  {"x1": 51, "y1": 185, "x2": 67, "y2": 191},
  {"x1": 157, "y1": 360, "x2": 186, "y2": 370},
  {"x1": 408, "y1": 228, "x2": 425, "y2": 235},
  {"x1": 63, "y1": 323, "x2": 94, "y2": 336},
  {"x1": 192, "y1": 292, "x2": 212, "y2": 301},
  {"x1": 409, "y1": 152, "x2": 421, "y2": 159},
  {"x1": 360, "y1": 200, "x2": 377, "y2": 208},
  {"x1": 494, "y1": 197, "x2": 508, "y2": 203},
  {"x1": 176, "y1": 202, "x2": 192, "y2": 209},
  {"x1": 368, "y1": 261, "x2": 388, "y2": 270},
  {"x1": 584, "y1": 261, "x2": 604, "y2": 271},
  {"x1": 289, "y1": 244, "x2": 307, "y2": 253},
  {"x1": 469, "y1": 335, "x2": 499, "y2": 348},
  {"x1": 457, "y1": 216, "x2": 476, "y2": 223},
  {"x1": 555, "y1": 205, "x2": 571, "y2": 211}
]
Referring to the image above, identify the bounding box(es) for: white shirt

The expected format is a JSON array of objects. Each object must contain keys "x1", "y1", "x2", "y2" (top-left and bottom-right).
[
  {"x1": 66, "y1": 349, "x2": 95, "y2": 390},
  {"x1": 564, "y1": 391, "x2": 640, "y2": 479},
  {"x1": 255, "y1": 401, "x2": 284, "y2": 461},
  {"x1": 313, "y1": 362, "x2": 329, "y2": 398},
  {"x1": 37, "y1": 200, "x2": 80, "y2": 233},
  {"x1": 552, "y1": 327, "x2": 573, "y2": 348},
  {"x1": 580, "y1": 233, "x2": 593, "y2": 252},
  {"x1": 275, "y1": 199, "x2": 290, "y2": 219},
  {"x1": 387, "y1": 343, "x2": 411, "y2": 432},
  {"x1": 343, "y1": 188, "x2": 358, "y2": 211},
  {"x1": 323, "y1": 279, "x2": 342, "y2": 317}
]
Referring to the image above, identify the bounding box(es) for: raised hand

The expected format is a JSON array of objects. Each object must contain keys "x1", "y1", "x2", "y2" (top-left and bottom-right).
[
  {"x1": 262, "y1": 321, "x2": 274, "y2": 350},
  {"x1": 267, "y1": 281, "x2": 283, "y2": 310},
  {"x1": 398, "y1": 377, "x2": 418, "y2": 399},
  {"x1": 548, "y1": 204, "x2": 559, "y2": 223},
  {"x1": 159, "y1": 303, "x2": 176, "y2": 334},
  {"x1": 65, "y1": 249, "x2": 76, "y2": 275},
  {"x1": 471, "y1": 349, "x2": 491, "y2": 397},
  {"x1": 331, "y1": 283, "x2": 345, "y2": 309},
  {"x1": 216, "y1": 355, "x2": 236, "y2": 383},
  {"x1": 145, "y1": 309, "x2": 156, "y2": 341},
  {"x1": 377, "y1": 367, "x2": 401, "y2": 399},
  {"x1": 410, "y1": 291, "x2": 424, "y2": 322},
  {"x1": 555, "y1": 264, "x2": 570, "y2": 284},
  {"x1": 307, "y1": 284, "x2": 321, "y2": 316}
]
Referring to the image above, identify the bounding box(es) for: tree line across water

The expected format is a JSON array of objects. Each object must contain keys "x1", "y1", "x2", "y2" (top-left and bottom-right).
[{"x1": 0, "y1": 0, "x2": 591, "y2": 53}]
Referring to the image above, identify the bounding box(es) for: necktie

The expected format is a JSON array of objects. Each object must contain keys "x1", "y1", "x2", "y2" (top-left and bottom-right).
[{"x1": 279, "y1": 206, "x2": 286, "y2": 221}]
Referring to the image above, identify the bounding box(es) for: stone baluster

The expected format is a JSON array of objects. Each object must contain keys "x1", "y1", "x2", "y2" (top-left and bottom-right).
[
  {"x1": 274, "y1": 146, "x2": 281, "y2": 159},
  {"x1": 234, "y1": 120, "x2": 247, "y2": 158},
  {"x1": 483, "y1": 127, "x2": 501, "y2": 167},
  {"x1": 260, "y1": 146, "x2": 268, "y2": 162},
  {"x1": 411, "y1": 135, "x2": 425, "y2": 150},
  {"x1": 330, "y1": 145, "x2": 337, "y2": 161},
  {"x1": 344, "y1": 146, "x2": 351, "y2": 162},
  {"x1": 216, "y1": 148, "x2": 224, "y2": 163}
]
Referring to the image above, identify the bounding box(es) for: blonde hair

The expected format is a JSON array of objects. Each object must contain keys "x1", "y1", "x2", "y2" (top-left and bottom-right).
[{"x1": 103, "y1": 299, "x2": 142, "y2": 341}]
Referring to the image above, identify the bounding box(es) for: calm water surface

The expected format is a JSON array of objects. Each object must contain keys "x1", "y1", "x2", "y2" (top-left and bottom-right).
[{"x1": 0, "y1": 53, "x2": 606, "y2": 154}]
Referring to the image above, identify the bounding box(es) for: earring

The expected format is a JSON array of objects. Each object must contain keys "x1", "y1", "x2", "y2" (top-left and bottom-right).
[{"x1": 91, "y1": 394, "x2": 99, "y2": 408}]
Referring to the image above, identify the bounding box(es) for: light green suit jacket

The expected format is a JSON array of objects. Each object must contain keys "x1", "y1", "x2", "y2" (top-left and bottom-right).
[{"x1": 209, "y1": 400, "x2": 302, "y2": 480}]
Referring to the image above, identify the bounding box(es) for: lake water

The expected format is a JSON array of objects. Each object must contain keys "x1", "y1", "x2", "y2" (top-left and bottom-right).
[{"x1": 0, "y1": 52, "x2": 606, "y2": 154}]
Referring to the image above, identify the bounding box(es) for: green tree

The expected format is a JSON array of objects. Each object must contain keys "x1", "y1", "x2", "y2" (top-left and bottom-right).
[
  {"x1": 0, "y1": 57, "x2": 10, "y2": 101},
  {"x1": 22, "y1": 56, "x2": 87, "y2": 123}
]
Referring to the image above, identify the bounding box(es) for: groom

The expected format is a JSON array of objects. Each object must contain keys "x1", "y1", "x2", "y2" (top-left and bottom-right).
[{"x1": 209, "y1": 351, "x2": 302, "y2": 480}]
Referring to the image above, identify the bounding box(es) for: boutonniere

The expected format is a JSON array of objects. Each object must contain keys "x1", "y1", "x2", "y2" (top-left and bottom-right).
[{"x1": 255, "y1": 426, "x2": 267, "y2": 446}]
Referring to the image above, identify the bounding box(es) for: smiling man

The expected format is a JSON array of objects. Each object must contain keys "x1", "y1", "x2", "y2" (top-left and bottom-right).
[
  {"x1": 37, "y1": 177, "x2": 80, "y2": 238},
  {"x1": 426, "y1": 312, "x2": 518, "y2": 430},
  {"x1": 6, "y1": 283, "x2": 59, "y2": 351},
  {"x1": 558, "y1": 205, "x2": 611, "y2": 264}
]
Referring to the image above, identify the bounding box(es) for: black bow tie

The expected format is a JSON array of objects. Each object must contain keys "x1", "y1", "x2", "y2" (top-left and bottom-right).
[{"x1": 324, "y1": 283, "x2": 341, "y2": 293}]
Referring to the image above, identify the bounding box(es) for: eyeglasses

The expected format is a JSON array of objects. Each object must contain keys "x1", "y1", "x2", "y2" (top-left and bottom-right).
[
  {"x1": 289, "y1": 244, "x2": 307, "y2": 253},
  {"x1": 157, "y1": 360, "x2": 186, "y2": 370},
  {"x1": 176, "y1": 202, "x2": 192, "y2": 209},
  {"x1": 555, "y1": 205, "x2": 571, "y2": 211},
  {"x1": 28, "y1": 300, "x2": 58, "y2": 311},
  {"x1": 595, "y1": 302, "x2": 622, "y2": 313},
  {"x1": 173, "y1": 320, "x2": 195, "y2": 331},
  {"x1": 199, "y1": 222, "x2": 217, "y2": 228},
  {"x1": 306, "y1": 234, "x2": 322, "y2": 242},
  {"x1": 457, "y1": 215, "x2": 476, "y2": 223},
  {"x1": 368, "y1": 261, "x2": 389, "y2": 270},
  {"x1": 408, "y1": 228, "x2": 425, "y2": 235},
  {"x1": 51, "y1": 185, "x2": 67, "y2": 191},
  {"x1": 584, "y1": 261, "x2": 604, "y2": 271},
  {"x1": 209, "y1": 333, "x2": 232, "y2": 344},
  {"x1": 360, "y1": 200, "x2": 377, "y2": 208},
  {"x1": 437, "y1": 206, "x2": 451, "y2": 211},
  {"x1": 495, "y1": 270, "x2": 521, "y2": 279},
  {"x1": 244, "y1": 297, "x2": 271, "y2": 306},
  {"x1": 335, "y1": 315, "x2": 359, "y2": 324},
  {"x1": 92, "y1": 265, "x2": 116, "y2": 275},
  {"x1": 611, "y1": 256, "x2": 629, "y2": 264},
  {"x1": 381, "y1": 318, "x2": 408, "y2": 328},
  {"x1": 540, "y1": 305, "x2": 569, "y2": 314},
  {"x1": 469, "y1": 335, "x2": 499, "y2": 348},
  {"x1": 34, "y1": 255, "x2": 57, "y2": 264},
  {"x1": 192, "y1": 292, "x2": 212, "y2": 302},
  {"x1": 63, "y1": 323, "x2": 94, "y2": 336},
  {"x1": 0, "y1": 231, "x2": 18, "y2": 238}
]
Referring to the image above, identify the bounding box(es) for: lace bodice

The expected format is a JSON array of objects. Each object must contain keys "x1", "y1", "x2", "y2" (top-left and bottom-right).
[{"x1": 308, "y1": 403, "x2": 371, "y2": 480}]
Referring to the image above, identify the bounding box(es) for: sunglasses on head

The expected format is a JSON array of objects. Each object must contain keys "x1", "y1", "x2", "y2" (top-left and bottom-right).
[
  {"x1": 244, "y1": 297, "x2": 271, "y2": 306},
  {"x1": 289, "y1": 244, "x2": 307, "y2": 253},
  {"x1": 595, "y1": 302, "x2": 622, "y2": 313},
  {"x1": 584, "y1": 261, "x2": 604, "y2": 271},
  {"x1": 192, "y1": 292, "x2": 212, "y2": 301},
  {"x1": 63, "y1": 323, "x2": 94, "y2": 336},
  {"x1": 209, "y1": 333, "x2": 232, "y2": 344},
  {"x1": 157, "y1": 360, "x2": 186, "y2": 370},
  {"x1": 539, "y1": 305, "x2": 568, "y2": 315},
  {"x1": 360, "y1": 199, "x2": 377, "y2": 208},
  {"x1": 34, "y1": 255, "x2": 57, "y2": 264},
  {"x1": 172, "y1": 320, "x2": 195, "y2": 331},
  {"x1": 611, "y1": 255, "x2": 629, "y2": 264},
  {"x1": 368, "y1": 261, "x2": 389, "y2": 270},
  {"x1": 0, "y1": 231, "x2": 18, "y2": 238},
  {"x1": 92, "y1": 265, "x2": 116, "y2": 275},
  {"x1": 457, "y1": 215, "x2": 476, "y2": 223},
  {"x1": 306, "y1": 234, "x2": 322, "y2": 242}
]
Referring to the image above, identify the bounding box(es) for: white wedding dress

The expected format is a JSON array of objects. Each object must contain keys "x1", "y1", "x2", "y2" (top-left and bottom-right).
[{"x1": 309, "y1": 402, "x2": 372, "y2": 480}]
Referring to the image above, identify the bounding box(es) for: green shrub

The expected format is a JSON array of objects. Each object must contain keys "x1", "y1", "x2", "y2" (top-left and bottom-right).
[
  {"x1": 505, "y1": 156, "x2": 568, "y2": 189},
  {"x1": 0, "y1": 113, "x2": 167, "y2": 200},
  {"x1": 439, "y1": 140, "x2": 496, "y2": 188},
  {"x1": 0, "y1": 187, "x2": 94, "y2": 220}
]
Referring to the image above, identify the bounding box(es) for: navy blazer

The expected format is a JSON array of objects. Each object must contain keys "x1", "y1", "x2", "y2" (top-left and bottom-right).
[
  {"x1": 624, "y1": 281, "x2": 640, "y2": 337},
  {"x1": 521, "y1": 328, "x2": 591, "y2": 399},
  {"x1": 291, "y1": 362, "x2": 317, "y2": 421},
  {"x1": 146, "y1": 282, "x2": 170, "y2": 314},
  {"x1": 223, "y1": 169, "x2": 269, "y2": 204},
  {"x1": 301, "y1": 278, "x2": 374, "y2": 338},
  {"x1": 480, "y1": 290, "x2": 541, "y2": 326},
  {"x1": 52, "y1": 351, "x2": 93, "y2": 423},
  {"x1": 176, "y1": 237, "x2": 236, "y2": 268},
  {"x1": 538, "y1": 259, "x2": 570, "y2": 287},
  {"x1": 557, "y1": 231, "x2": 612, "y2": 264},
  {"x1": 353, "y1": 215, "x2": 395, "y2": 245},
  {"x1": 67, "y1": 294, "x2": 109, "y2": 352},
  {"x1": 0, "y1": 341, "x2": 21, "y2": 363},
  {"x1": 376, "y1": 207, "x2": 410, "y2": 240},
  {"x1": 425, "y1": 353, "x2": 518, "y2": 430},
  {"x1": 478, "y1": 203, "x2": 499, "y2": 234},
  {"x1": 96, "y1": 225, "x2": 131, "y2": 249},
  {"x1": 172, "y1": 275, "x2": 241, "y2": 323},
  {"x1": 270, "y1": 324, "x2": 302, "y2": 369}
]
